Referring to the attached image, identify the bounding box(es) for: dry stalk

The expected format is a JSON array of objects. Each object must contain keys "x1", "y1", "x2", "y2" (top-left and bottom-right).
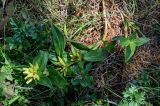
[
  {"x1": 102, "y1": 0, "x2": 112, "y2": 41},
  {"x1": 102, "y1": 0, "x2": 108, "y2": 41}
]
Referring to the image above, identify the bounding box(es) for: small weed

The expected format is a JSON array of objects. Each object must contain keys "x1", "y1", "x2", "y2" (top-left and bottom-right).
[{"x1": 118, "y1": 85, "x2": 151, "y2": 106}]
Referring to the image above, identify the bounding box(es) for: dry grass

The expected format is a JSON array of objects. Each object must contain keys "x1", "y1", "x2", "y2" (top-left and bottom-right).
[
  {"x1": 16, "y1": 0, "x2": 159, "y2": 41},
  {"x1": 77, "y1": 0, "x2": 124, "y2": 44},
  {"x1": 135, "y1": 0, "x2": 160, "y2": 36}
]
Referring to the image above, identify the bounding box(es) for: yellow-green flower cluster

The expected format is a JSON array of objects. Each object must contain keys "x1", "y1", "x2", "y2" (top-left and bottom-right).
[
  {"x1": 57, "y1": 57, "x2": 68, "y2": 76},
  {"x1": 70, "y1": 46, "x2": 81, "y2": 61},
  {"x1": 23, "y1": 63, "x2": 40, "y2": 84}
]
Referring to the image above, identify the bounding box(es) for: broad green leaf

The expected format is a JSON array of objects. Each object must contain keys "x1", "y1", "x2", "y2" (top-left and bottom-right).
[
  {"x1": 71, "y1": 41, "x2": 90, "y2": 51},
  {"x1": 33, "y1": 51, "x2": 49, "y2": 74},
  {"x1": 38, "y1": 76, "x2": 53, "y2": 91},
  {"x1": 49, "y1": 52, "x2": 58, "y2": 65},
  {"x1": 113, "y1": 33, "x2": 149, "y2": 63},
  {"x1": 83, "y1": 48, "x2": 107, "y2": 62},
  {"x1": 48, "y1": 67, "x2": 67, "y2": 89},
  {"x1": 124, "y1": 47, "x2": 131, "y2": 63},
  {"x1": 51, "y1": 24, "x2": 65, "y2": 57},
  {"x1": 120, "y1": 39, "x2": 130, "y2": 47},
  {"x1": 136, "y1": 37, "x2": 150, "y2": 46},
  {"x1": 124, "y1": 43, "x2": 136, "y2": 63}
]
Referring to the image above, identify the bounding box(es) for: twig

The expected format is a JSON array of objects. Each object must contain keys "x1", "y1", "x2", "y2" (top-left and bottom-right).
[
  {"x1": 102, "y1": 0, "x2": 112, "y2": 41},
  {"x1": 102, "y1": 0, "x2": 108, "y2": 41}
]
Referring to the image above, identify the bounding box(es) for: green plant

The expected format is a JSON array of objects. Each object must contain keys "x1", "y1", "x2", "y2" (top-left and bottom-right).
[
  {"x1": 132, "y1": 66, "x2": 160, "y2": 105},
  {"x1": 71, "y1": 62, "x2": 94, "y2": 88},
  {"x1": 118, "y1": 85, "x2": 151, "y2": 106},
  {"x1": 0, "y1": 48, "x2": 29, "y2": 106},
  {"x1": 1, "y1": 18, "x2": 108, "y2": 105},
  {"x1": 1, "y1": 0, "x2": 160, "y2": 105},
  {"x1": 113, "y1": 32, "x2": 150, "y2": 62}
]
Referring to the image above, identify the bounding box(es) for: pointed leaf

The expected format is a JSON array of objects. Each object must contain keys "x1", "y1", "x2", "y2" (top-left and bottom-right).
[
  {"x1": 48, "y1": 67, "x2": 67, "y2": 89},
  {"x1": 71, "y1": 41, "x2": 90, "y2": 51},
  {"x1": 38, "y1": 76, "x2": 53, "y2": 91},
  {"x1": 49, "y1": 52, "x2": 58, "y2": 65},
  {"x1": 125, "y1": 43, "x2": 136, "y2": 63},
  {"x1": 136, "y1": 37, "x2": 150, "y2": 46},
  {"x1": 83, "y1": 48, "x2": 107, "y2": 62},
  {"x1": 51, "y1": 24, "x2": 66, "y2": 57},
  {"x1": 33, "y1": 51, "x2": 49, "y2": 74}
]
